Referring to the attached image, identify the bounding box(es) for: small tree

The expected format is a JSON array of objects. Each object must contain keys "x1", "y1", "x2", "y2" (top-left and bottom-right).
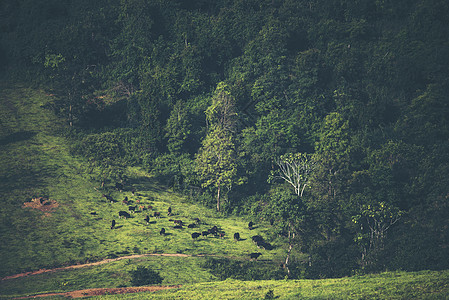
[
  {"x1": 196, "y1": 126, "x2": 237, "y2": 211},
  {"x1": 352, "y1": 201, "x2": 403, "y2": 268},
  {"x1": 195, "y1": 82, "x2": 241, "y2": 211},
  {"x1": 271, "y1": 153, "x2": 316, "y2": 197}
]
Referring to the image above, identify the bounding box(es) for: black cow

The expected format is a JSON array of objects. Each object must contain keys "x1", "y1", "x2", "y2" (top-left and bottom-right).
[
  {"x1": 252, "y1": 235, "x2": 264, "y2": 244},
  {"x1": 103, "y1": 194, "x2": 116, "y2": 203},
  {"x1": 118, "y1": 211, "x2": 131, "y2": 219},
  {"x1": 111, "y1": 219, "x2": 116, "y2": 229},
  {"x1": 144, "y1": 215, "x2": 150, "y2": 224},
  {"x1": 115, "y1": 182, "x2": 124, "y2": 191},
  {"x1": 191, "y1": 232, "x2": 201, "y2": 239},
  {"x1": 257, "y1": 241, "x2": 273, "y2": 250},
  {"x1": 160, "y1": 228, "x2": 166, "y2": 236},
  {"x1": 193, "y1": 218, "x2": 200, "y2": 224},
  {"x1": 174, "y1": 220, "x2": 183, "y2": 225},
  {"x1": 122, "y1": 197, "x2": 129, "y2": 205},
  {"x1": 187, "y1": 223, "x2": 196, "y2": 228},
  {"x1": 201, "y1": 231, "x2": 209, "y2": 237},
  {"x1": 248, "y1": 221, "x2": 254, "y2": 230},
  {"x1": 173, "y1": 225, "x2": 183, "y2": 229},
  {"x1": 208, "y1": 226, "x2": 218, "y2": 234},
  {"x1": 249, "y1": 252, "x2": 262, "y2": 260},
  {"x1": 128, "y1": 206, "x2": 136, "y2": 213},
  {"x1": 154, "y1": 212, "x2": 161, "y2": 218},
  {"x1": 234, "y1": 232, "x2": 240, "y2": 241},
  {"x1": 168, "y1": 206, "x2": 172, "y2": 216}
]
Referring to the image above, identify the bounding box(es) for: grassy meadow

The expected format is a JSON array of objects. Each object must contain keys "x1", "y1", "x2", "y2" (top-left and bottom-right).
[
  {"x1": 101, "y1": 270, "x2": 449, "y2": 299},
  {"x1": 1, "y1": 84, "x2": 448, "y2": 299},
  {"x1": 0, "y1": 84, "x2": 285, "y2": 297}
]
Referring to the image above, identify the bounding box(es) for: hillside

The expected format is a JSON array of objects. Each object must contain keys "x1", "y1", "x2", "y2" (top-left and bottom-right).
[
  {"x1": 1, "y1": 84, "x2": 448, "y2": 299},
  {"x1": 0, "y1": 84, "x2": 287, "y2": 297},
  {"x1": 1, "y1": 0, "x2": 449, "y2": 293}
]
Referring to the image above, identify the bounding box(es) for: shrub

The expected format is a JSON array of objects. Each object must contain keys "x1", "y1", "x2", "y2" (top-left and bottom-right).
[
  {"x1": 129, "y1": 266, "x2": 163, "y2": 286},
  {"x1": 201, "y1": 257, "x2": 285, "y2": 280}
]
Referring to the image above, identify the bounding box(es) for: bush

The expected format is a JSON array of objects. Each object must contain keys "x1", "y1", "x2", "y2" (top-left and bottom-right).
[
  {"x1": 129, "y1": 266, "x2": 163, "y2": 286},
  {"x1": 201, "y1": 257, "x2": 285, "y2": 281}
]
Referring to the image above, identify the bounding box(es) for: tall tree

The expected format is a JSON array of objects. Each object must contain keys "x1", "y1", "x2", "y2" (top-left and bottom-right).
[{"x1": 195, "y1": 82, "x2": 240, "y2": 211}]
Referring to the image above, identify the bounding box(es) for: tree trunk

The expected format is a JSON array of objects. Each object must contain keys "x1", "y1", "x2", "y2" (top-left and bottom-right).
[
  {"x1": 284, "y1": 225, "x2": 295, "y2": 276},
  {"x1": 69, "y1": 104, "x2": 73, "y2": 127},
  {"x1": 216, "y1": 183, "x2": 221, "y2": 211}
]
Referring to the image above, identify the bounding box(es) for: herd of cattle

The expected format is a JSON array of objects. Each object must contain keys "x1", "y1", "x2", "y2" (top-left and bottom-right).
[{"x1": 100, "y1": 189, "x2": 273, "y2": 261}]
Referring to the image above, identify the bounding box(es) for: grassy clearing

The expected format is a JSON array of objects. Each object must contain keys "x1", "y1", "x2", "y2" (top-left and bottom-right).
[{"x1": 0, "y1": 84, "x2": 285, "y2": 297}]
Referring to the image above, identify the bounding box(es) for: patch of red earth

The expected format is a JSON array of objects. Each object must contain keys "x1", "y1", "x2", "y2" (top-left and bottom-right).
[
  {"x1": 22, "y1": 197, "x2": 59, "y2": 217},
  {"x1": 14, "y1": 285, "x2": 181, "y2": 299}
]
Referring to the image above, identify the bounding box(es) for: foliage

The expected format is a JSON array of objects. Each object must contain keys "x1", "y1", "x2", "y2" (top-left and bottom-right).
[
  {"x1": 129, "y1": 266, "x2": 163, "y2": 286},
  {"x1": 201, "y1": 257, "x2": 285, "y2": 281},
  {"x1": 2, "y1": 0, "x2": 449, "y2": 279}
]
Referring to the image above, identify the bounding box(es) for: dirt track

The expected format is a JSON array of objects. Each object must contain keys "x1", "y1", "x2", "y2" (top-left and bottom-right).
[
  {"x1": 1, "y1": 253, "x2": 195, "y2": 281},
  {"x1": 13, "y1": 285, "x2": 181, "y2": 299}
]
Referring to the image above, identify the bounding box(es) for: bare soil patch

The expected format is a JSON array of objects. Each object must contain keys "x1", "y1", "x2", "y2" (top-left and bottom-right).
[
  {"x1": 22, "y1": 197, "x2": 59, "y2": 216},
  {"x1": 14, "y1": 285, "x2": 181, "y2": 299}
]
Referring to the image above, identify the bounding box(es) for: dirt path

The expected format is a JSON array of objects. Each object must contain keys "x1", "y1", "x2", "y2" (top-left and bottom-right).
[
  {"x1": 13, "y1": 285, "x2": 181, "y2": 299},
  {"x1": 1, "y1": 253, "x2": 197, "y2": 281}
]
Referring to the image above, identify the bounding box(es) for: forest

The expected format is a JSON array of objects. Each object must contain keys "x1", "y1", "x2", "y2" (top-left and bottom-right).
[{"x1": 1, "y1": 0, "x2": 449, "y2": 279}]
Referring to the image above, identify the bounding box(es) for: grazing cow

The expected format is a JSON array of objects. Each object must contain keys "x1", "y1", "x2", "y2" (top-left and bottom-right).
[
  {"x1": 128, "y1": 206, "x2": 136, "y2": 213},
  {"x1": 115, "y1": 182, "x2": 124, "y2": 191},
  {"x1": 249, "y1": 252, "x2": 262, "y2": 260},
  {"x1": 160, "y1": 228, "x2": 166, "y2": 236},
  {"x1": 122, "y1": 197, "x2": 129, "y2": 205},
  {"x1": 201, "y1": 231, "x2": 209, "y2": 237},
  {"x1": 118, "y1": 211, "x2": 131, "y2": 219},
  {"x1": 173, "y1": 225, "x2": 182, "y2": 229},
  {"x1": 138, "y1": 205, "x2": 145, "y2": 211},
  {"x1": 252, "y1": 235, "x2": 264, "y2": 244},
  {"x1": 234, "y1": 232, "x2": 240, "y2": 241},
  {"x1": 103, "y1": 194, "x2": 116, "y2": 203},
  {"x1": 209, "y1": 226, "x2": 218, "y2": 234},
  {"x1": 168, "y1": 206, "x2": 172, "y2": 216},
  {"x1": 154, "y1": 212, "x2": 161, "y2": 218},
  {"x1": 248, "y1": 221, "x2": 254, "y2": 230},
  {"x1": 111, "y1": 219, "x2": 116, "y2": 229},
  {"x1": 257, "y1": 241, "x2": 273, "y2": 250},
  {"x1": 191, "y1": 232, "x2": 201, "y2": 239},
  {"x1": 90, "y1": 211, "x2": 97, "y2": 215},
  {"x1": 144, "y1": 215, "x2": 150, "y2": 224},
  {"x1": 187, "y1": 223, "x2": 196, "y2": 228},
  {"x1": 147, "y1": 205, "x2": 153, "y2": 210}
]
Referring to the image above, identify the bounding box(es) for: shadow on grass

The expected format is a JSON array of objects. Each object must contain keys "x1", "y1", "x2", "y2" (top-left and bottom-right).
[
  {"x1": 0, "y1": 131, "x2": 37, "y2": 146},
  {"x1": 0, "y1": 168, "x2": 46, "y2": 194}
]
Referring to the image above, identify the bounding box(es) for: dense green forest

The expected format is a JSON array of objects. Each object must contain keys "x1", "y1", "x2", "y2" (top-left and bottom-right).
[{"x1": 1, "y1": 0, "x2": 448, "y2": 279}]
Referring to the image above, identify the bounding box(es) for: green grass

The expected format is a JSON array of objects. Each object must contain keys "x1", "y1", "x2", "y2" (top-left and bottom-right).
[
  {"x1": 73, "y1": 270, "x2": 449, "y2": 299},
  {"x1": 0, "y1": 84, "x2": 285, "y2": 297},
  {"x1": 1, "y1": 84, "x2": 448, "y2": 299}
]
